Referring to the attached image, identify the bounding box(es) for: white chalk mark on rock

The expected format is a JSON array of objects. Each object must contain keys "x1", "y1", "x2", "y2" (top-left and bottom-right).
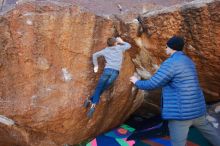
[
  {"x1": 0, "y1": 115, "x2": 15, "y2": 126},
  {"x1": 136, "y1": 66, "x2": 152, "y2": 79},
  {"x1": 153, "y1": 64, "x2": 159, "y2": 71},
  {"x1": 26, "y1": 19, "x2": 33, "y2": 25},
  {"x1": 132, "y1": 19, "x2": 139, "y2": 24},
  {"x1": 62, "y1": 68, "x2": 72, "y2": 82}
]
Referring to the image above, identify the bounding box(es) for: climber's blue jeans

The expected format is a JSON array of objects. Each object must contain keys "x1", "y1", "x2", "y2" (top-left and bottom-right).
[
  {"x1": 91, "y1": 68, "x2": 119, "y2": 104},
  {"x1": 168, "y1": 115, "x2": 220, "y2": 146}
]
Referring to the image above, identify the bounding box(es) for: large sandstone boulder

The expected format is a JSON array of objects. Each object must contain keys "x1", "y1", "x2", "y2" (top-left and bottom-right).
[
  {"x1": 0, "y1": 0, "x2": 219, "y2": 145},
  {"x1": 0, "y1": 1, "x2": 139, "y2": 146}
]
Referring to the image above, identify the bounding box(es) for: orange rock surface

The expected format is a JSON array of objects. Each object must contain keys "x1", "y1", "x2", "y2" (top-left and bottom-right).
[{"x1": 0, "y1": 0, "x2": 219, "y2": 145}]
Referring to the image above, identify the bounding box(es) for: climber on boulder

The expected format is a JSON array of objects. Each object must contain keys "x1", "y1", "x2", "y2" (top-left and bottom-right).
[{"x1": 83, "y1": 37, "x2": 131, "y2": 118}]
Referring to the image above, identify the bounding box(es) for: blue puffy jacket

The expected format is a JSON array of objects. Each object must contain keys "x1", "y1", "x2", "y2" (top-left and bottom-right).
[{"x1": 135, "y1": 51, "x2": 206, "y2": 120}]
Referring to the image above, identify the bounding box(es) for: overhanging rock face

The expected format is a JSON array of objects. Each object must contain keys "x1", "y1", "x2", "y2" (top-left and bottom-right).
[
  {"x1": 0, "y1": 0, "x2": 220, "y2": 145},
  {"x1": 0, "y1": 2, "x2": 138, "y2": 146}
]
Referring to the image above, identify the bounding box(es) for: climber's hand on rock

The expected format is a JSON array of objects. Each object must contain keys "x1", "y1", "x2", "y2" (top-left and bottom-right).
[
  {"x1": 130, "y1": 76, "x2": 139, "y2": 84},
  {"x1": 116, "y1": 37, "x2": 124, "y2": 43},
  {"x1": 94, "y1": 66, "x2": 98, "y2": 73}
]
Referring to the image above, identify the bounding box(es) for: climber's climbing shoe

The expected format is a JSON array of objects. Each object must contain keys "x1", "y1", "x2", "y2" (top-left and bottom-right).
[
  {"x1": 87, "y1": 106, "x2": 95, "y2": 118},
  {"x1": 83, "y1": 98, "x2": 91, "y2": 108}
]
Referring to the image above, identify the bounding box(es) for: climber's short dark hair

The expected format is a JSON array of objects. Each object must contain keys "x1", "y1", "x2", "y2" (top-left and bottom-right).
[{"x1": 107, "y1": 37, "x2": 117, "y2": 46}]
